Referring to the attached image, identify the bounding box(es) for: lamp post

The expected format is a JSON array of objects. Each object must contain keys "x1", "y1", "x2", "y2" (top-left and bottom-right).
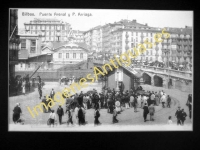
[
  {"x1": 115, "y1": 55, "x2": 120, "y2": 92},
  {"x1": 164, "y1": 48, "x2": 170, "y2": 88}
]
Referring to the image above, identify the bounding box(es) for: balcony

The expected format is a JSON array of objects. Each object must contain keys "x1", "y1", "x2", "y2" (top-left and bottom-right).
[{"x1": 184, "y1": 46, "x2": 188, "y2": 52}]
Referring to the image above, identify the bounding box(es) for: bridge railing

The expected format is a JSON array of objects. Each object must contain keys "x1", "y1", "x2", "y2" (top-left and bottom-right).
[
  {"x1": 141, "y1": 65, "x2": 192, "y2": 79},
  {"x1": 93, "y1": 60, "x2": 192, "y2": 79}
]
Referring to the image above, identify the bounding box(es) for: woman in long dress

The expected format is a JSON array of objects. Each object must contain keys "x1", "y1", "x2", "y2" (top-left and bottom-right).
[{"x1": 22, "y1": 85, "x2": 25, "y2": 95}]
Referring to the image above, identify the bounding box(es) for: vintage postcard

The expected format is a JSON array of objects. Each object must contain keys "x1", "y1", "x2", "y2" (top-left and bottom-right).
[{"x1": 9, "y1": 9, "x2": 193, "y2": 131}]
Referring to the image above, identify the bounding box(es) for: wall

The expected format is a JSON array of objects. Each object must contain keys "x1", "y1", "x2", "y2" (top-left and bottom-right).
[
  {"x1": 107, "y1": 72, "x2": 116, "y2": 90},
  {"x1": 175, "y1": 80, "x2": 193, "y2": 93},
  {"x1": 15, "y1": 70, "x2": 94, "y2": 81}
]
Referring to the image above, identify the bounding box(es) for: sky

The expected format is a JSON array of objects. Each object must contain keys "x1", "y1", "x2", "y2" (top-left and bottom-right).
[{"x1": 18, "y1": 9, "x2": 193, "y2": 31}]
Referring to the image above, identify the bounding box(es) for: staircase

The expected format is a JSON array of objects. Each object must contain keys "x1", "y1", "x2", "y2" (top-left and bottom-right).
[{"x1": 29, "y1": 62, "x2": 44, "y2": 78}]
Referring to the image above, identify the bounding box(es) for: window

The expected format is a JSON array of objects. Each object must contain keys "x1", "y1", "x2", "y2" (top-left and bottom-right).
[
  {"x1": 151, "y1": 33, "x2": 152, "y2": 37},
  {"x1": 80, "y1": 53, "x2": 83, "y2": 59},
  {"x1": 28, "y1": 63, "x2": 30, "y2": 68},
  {"x1": 73, "y1": 53, "x2": 76, "y2": 58},
  {"x1": 151, "y1": 50, "x2": 152, "y2": 55},
  {"x1": 58, "y1": 53, "x2": 62, "y2": 58},
  {"x1": 20, "y1": 63, "x2": 22, "y2": 68},
  {"x1": 136, "y1": 37, "x2": 138, "y2": 42},
  {"x1": 131, "y1": 32, "x2": 133, "y2": 36},
  {"x1": 21, "y1": 39, "x2": 26, "y2": 49},
  {"x1": 66, "y1": 53, "x2": 69, "y2": 58},
  {"x1": 30, "y1": 40, "x2": 36, "y2": 53},
  {"x1": 136, "y1": 32, "x2": 138, "y2": 36},
  {"x1": 131, "y1": 37, "x2": 133, "y2": 42},
  {"x1": 131, "y1": 43, "x2": 134, "y2": 48}
]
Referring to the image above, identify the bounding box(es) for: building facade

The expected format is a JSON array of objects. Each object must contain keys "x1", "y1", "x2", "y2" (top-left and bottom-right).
[
  {"x1": 166, "y1": 27, "x2": 192, "y2": 66},
  {"x1": 72, "y1": 30, "x2": 84, "y2": 43},
  {"x1": 83, "y1": 26, "x2": 102, "y2": 52},
  {"x1": 51, "y1": 42, "x2": 88, "y2": 69},
  {"x1": 9, "y1": 9, "x2": 20, "y2": 78},
  {"x1": 24, "y1": 18, "x2": 71, "y2": 43}
]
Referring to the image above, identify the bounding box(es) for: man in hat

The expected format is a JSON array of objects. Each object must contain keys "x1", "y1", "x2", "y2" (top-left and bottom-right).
[
  {"x1": 180, "y1": 109, "x2": 187, "y2": 125},
  {"x1": 175, "y1": 106, "x2": 182, "y2": 125},
  {"x1": 50, "y1": 89, "x2": 55, "y2": 101},
  {"x1": 166, "y1": 95, "x2": 171, "y2": 108},
  {"x1": 143, "y1": 103, "x2": 149, "y2": 122},
  {"x1": 57, "y1": 105, "x2": 64, "y2": 125}
]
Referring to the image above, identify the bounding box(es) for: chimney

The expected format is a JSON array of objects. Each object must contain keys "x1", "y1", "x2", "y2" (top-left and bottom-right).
[{"x1": 145, "y1": 23, "x2": 148, "y2": 26}]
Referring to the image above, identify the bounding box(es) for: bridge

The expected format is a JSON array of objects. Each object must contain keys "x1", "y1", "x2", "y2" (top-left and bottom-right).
[{"x1": 93, "y1": 60, "x2": 193, "y2": 92}]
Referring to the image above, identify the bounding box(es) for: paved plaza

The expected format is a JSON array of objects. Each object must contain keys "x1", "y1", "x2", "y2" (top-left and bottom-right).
[{"x1": 9, "y1": 81, "x2": 192, "y2": 131}]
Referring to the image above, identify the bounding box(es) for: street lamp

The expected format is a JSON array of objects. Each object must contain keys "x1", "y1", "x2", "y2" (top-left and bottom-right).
[
  {"x1": 115, "y1": 55, "x2": 120, "y2": 92},
  {"x1": 164, "y1": 48, "x2": 170, "y2": 88}
]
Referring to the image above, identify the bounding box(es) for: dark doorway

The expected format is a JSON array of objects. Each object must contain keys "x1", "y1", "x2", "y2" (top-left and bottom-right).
[
  {"x1": 143, "y1": 73, "x2": 151, "y2": 85},
  {"x1": 154, "y1": 75, "x2": 163, "y2": 87}
]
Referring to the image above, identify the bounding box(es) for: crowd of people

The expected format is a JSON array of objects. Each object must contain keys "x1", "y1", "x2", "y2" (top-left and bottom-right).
[
  {"x1": 43, "y1": 86, "x2": 187, "y2": 127},
  {"x1": 12, "y1": 78, "x2": 192, "y2": 127}
]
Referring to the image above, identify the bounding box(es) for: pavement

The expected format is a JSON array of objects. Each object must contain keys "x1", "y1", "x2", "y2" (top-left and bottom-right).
[{"x1": 8, "y1": 82, "x2": 192, "y2": 131}]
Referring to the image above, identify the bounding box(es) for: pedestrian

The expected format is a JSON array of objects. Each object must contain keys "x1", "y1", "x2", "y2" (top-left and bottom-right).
[
  {"x1": 175, "y1": 106, "x2": 182, "y2": 125},
  {"x1": 57, "y1": 105, "x2": 64, "y2": 125},
  {"x1": 78, "y1": 106, "x2": 85, "y2": 125},
  {"x1": 167, "y1": 95, "x2": 171, "y2": 108},
  {"x1": 94, "y1": 107, "x2": 101, "y2": 126},
  {"x1": 161, "y1": 94, "x2": 166, "y2": 108},
  {"x1": 49, "y1": 110, "x2": 56, "y2": 127},
  {"x1": 50, "y1": 89, "x2": 55, "y2": 100},
  {"x1": 141, "y1": 94, "x2": 144, "y2": 108},
  {"x1": 74, "y1": 104, "x2": 79, "y2": 125},
  {"x1": 130, "y1": 94, "x2": 134, "y2": 108},
  {"x1": 113, "y1": 107, "x2": 118, "y2": 123},
  {"x1": 83, "y1": 95, "x2": 88, "y2": 110},
  {"x1": 66, "y1": 107, "x2": 73, "y2": 126},
  {"x1": 133, "y1": 96, "x2": 138, "y2": 112},
  {"x1": 42, "y1": 96, "x2": 47, "y2": 113},
  {"x1": 150, "y1": 92, "x2": 155, "y2": 105},
  {"x1": 125, "y1": 94, "x2": 129, "y2": 109},
  {"x1": 155, "y1": 94, "x2": 159, "y2": 106},
  {"x1": 168, "y1": 116, "x2": 173, "y2": 125},
  {"x1": 13, "y1": 103, "x2": 22, "y2": 124},
  {"x1": 180, "y1": 109, "x2": 187, "y2": 125},
  {"x1": 39, "y1": 89, "x2": 42, "y2": 99},
  {"x1": 148, "y1": 104, "x2": 155, "y2": 121},
  {"x1": 143, "y1": 103, "x2": 149, "y2": 122},
  {"x1": 22, "y1": 84, "x2": 25, "y2": 95},
  {"x1": 188, "y1": 101, "x2": 192, "y2": 119}
]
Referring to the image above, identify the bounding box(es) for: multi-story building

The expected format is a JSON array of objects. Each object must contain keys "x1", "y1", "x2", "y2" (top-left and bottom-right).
[
  {"x1": 24, "y1": 18, "x2": 71, "y2": 43},
  {"x1": 9, "y1": 9, "x2": 20, "y2": 78},
  {"x1": 83, "y1": 26, "x2": 102, "y2": 52},
  {"x1": 165, "y1": 27, "x2": 192, "y2": 66},
  {"x1": 109, "y1": 19, "x2": 193, "y2": 67},
  {"x1": 72, "y1": 30, "x2": 84, "y2": 43}
]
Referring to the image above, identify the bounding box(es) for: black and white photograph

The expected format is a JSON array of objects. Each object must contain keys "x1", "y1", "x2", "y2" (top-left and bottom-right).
[{"x1": 8, "y1": 8, "x2": 193, "y2": 131}]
